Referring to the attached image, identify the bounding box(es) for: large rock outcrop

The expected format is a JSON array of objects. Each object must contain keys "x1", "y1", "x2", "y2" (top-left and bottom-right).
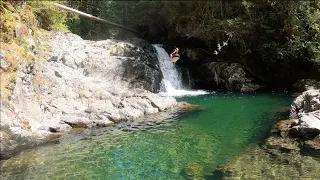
[
  {"x1": 287, "y1": 89, "x2": 320, "y2": 147},
  {"x1": 49, "y1": 33, "x2": 162, "y2": 92},
  {"x1": 0, "y1": 32, "x2": 179, "y2": 159},
  {"x1": 200, "y1": 62, "x2": 263, "y2": 92},
  {"x1": 290, "y1": 89, "x2": 320, "y2": 119}
]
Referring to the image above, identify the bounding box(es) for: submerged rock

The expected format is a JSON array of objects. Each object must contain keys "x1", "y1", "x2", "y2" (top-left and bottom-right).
[
  {"x1": 181, "y1": 162, "x2": 205, "y2": 180},
  {"x1": 0, "y1": 58, "x2": 11, "y2": 71},
  {"x1": 266, "y1": 117, "x2": 320, "y2": 154},
  {"x1": 270, "y1": 119, "x2": 297, "y2": 137},
  {"x1": 302, "y1": 134, "x2": 320, "y2": 153},
  {"x1": 265, "y1": 136, "x2": 300, "y2": 152},
  {"x1": 219, "y1": 145, "x2": 320, "y2": 179},
  {"x1": 174, "y1": 101, "x2": 205, "y2": 112}
]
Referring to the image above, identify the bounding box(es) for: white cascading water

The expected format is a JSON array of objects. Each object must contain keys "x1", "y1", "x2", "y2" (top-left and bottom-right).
[
  {"x1": 152, "y1": 44, "x2": 209, "y2": 97},
  {"x1": 153, "y1": 44, "x2": 183, "y2": 91}
]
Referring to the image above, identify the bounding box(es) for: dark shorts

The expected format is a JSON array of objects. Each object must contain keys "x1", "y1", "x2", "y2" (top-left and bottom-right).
[{"x1": 172, "y1": 53, "x2": 180, "y2": 58}]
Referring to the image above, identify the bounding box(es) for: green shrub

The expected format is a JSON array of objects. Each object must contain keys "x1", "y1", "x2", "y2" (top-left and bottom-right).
[{"x1": 29, "y1": 1, "x2": 68, "y2": 31}]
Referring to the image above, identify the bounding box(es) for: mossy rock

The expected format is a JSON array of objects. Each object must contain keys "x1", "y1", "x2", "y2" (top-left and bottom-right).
[
  {"x1": 176, "y1": 101, "x2": 205, "y2": 112},
  {"x1": 265, "y1": 136, "x2": 300, "y2": 152},
  {"x1": 303, "y1": 133, "x2": 320, "y2": 152},
  {"x1": 270, "y1": 119, "x2": 297, "y2": 137},
  {"x1": 303, "y1": 139, "x2": 320, "y2": 152},
  {"x1": 181, "y1": 162, "x2": 205, "y2": 180}
]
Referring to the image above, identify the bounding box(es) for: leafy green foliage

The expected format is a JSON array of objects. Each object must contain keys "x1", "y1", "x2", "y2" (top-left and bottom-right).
[
  {"x1": 157, "y1": 0, "x2": 320, "y2": 83},
  {"x1": 245, "y1": 0, "x2": 320, "y2": 82},
  {"x1": 29, "y1": 1, "x2": 68, "y2": 31},
  {"x1": 7, "y1": 0, "x2": 318, "y2": 84},
  {"x1": 65, "y1": 0, "x2": 163, "y2": 38}
]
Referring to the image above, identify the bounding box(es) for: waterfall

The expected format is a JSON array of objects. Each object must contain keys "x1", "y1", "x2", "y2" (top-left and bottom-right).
[
  {"x1": 152, "y1": 44, "x2": 183, "y2": 91},
  {"x1": 153, "y1": 44, "x2": 209, "y2": 97},
  {"x1": 185, "y1": 68, "x2": 193, "y2": 88}
]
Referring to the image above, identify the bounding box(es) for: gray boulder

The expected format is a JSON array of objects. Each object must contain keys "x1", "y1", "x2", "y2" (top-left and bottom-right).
[
  {"x1": 296, "y1": 110, "x2": 320, "y2": 130},
  {"x1": 291, "y1": 111, "x2": 320, "y2": 139},
  {"x1": 290, "y1": 89, "x2": 320, "y2": 139},
  {"x1": 290, "y1": 89, "x2": 320, "y2": 119}
]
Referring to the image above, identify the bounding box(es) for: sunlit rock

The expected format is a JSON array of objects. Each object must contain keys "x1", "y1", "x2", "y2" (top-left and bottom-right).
[
  {"x1": 0, "y1": 32, "x2": 178, "y2": 159},
  {"x1": 291, "y1": 89, "x2": 320, "y2": 119}
]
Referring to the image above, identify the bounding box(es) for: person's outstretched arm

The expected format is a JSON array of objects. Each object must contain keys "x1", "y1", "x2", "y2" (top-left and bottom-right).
[{"x1": 170, "y1": 49, "x2": 178, "y2": 57}]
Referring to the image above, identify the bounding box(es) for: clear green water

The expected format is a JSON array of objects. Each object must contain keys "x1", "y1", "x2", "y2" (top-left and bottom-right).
[{"x1": 0, "y1": 93, "x2": 292, "y2": 179}]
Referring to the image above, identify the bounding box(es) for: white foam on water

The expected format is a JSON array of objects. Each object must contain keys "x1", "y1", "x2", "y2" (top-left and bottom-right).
[
  {"x1": 159, "y1": 89, "x2": 211, "y2": 97},
  {"x1": 153, "y1": 44, "x2": 210, "y2": 97}
]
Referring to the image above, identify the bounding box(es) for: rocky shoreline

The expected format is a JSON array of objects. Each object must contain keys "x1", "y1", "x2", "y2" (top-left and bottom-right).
[
  {"x1": 267, "y1": 87, "x2": 320, "y2": 154},
  {"x1": 0, "y1": 32, "x2": 200, "y2": 160}
]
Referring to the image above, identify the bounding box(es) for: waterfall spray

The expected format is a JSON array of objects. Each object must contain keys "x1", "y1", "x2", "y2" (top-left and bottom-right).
[{"x1": 153, "y1": 44, "x2": 209, "y2": 97}]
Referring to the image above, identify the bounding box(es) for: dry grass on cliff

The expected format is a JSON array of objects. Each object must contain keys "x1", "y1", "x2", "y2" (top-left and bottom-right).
[{"x1": 0, "y1": 2, "x2": 49, "y2": 101}]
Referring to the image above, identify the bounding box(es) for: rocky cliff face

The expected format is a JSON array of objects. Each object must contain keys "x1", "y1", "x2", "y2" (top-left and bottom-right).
[
  {"x1": 49, "y1": 33, "x2": 163, "y2": 92},
  {"x1": 177, "y1": 48, "x2": 264, "y2": 92},
  {"x1": 0, "y1": 32, "x2": 179, "y2": 160},
  {"x1": 199, "y1": 62, "x2": 263, "y2": 92}
]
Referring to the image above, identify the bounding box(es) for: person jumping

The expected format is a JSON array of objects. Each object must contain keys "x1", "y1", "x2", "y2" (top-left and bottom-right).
[{"x1": 170, "y1": 48, "x2": 180, "y2": 62}]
